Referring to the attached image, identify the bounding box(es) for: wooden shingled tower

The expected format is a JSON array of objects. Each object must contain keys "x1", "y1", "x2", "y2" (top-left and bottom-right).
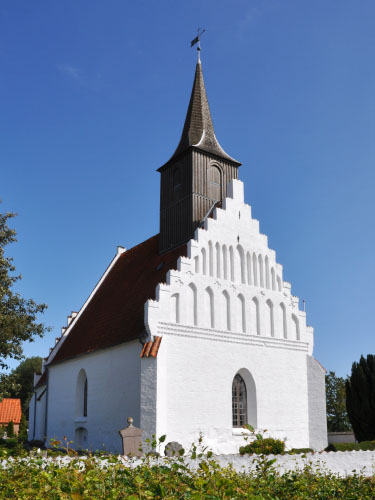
[{"x1": 158, "y1": 57, "x2": 241, "y2": 253}]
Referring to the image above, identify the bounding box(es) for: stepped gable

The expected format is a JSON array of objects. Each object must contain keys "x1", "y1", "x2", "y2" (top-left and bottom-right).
[{"x1": 51, "y1": 235, "x2": 187, "y2": 364}]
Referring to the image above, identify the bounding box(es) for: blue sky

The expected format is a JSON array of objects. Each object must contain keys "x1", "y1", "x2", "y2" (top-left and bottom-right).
[{"x1": 1, "y1": 0, "x2": 374, "y2": 377}]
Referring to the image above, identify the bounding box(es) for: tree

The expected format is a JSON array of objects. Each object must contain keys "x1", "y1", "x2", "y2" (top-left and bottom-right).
[
  {"x1": 0, "y1": 356, "x2": 43, "y2": 417},
  {"x1": 0, "y1": 207, "x2": 49, "y2": 369},
  {"x1": 6, "y1": 420, "x2": 14, "y2": 438},
  {"x1": 18, "y1": 413, "x2": 28, "y2": 441},
  {"x1": 346, "y1": 354, "x2": 375, "y2": 442},
  {"x1": 325, "y1": 371, "x2": 351, "y2": 432}
]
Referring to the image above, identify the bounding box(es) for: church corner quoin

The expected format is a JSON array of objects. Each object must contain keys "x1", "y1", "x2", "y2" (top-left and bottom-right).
[{"x1": 29, "y1": 57, "x2": 327, "y2": 455}]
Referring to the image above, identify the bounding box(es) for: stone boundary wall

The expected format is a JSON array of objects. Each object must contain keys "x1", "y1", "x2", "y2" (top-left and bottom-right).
[
  {"x1": 210, "y1": 450, "x2": 375, "y2": 477},
  {"x1": 328, "y1": 431, "x2": 356, "y2": 444},
  {"x1": 2, "y1": 450, "x2": 375, "y2": 478}
]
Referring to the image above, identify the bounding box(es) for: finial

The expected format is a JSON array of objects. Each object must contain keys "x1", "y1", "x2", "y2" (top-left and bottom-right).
[
  {"x1": 127, "y1": 416, "x2": 134, "y2": 427},
  {"x1": 191, "y1": 28, "x2": 206, "y2": 63}
]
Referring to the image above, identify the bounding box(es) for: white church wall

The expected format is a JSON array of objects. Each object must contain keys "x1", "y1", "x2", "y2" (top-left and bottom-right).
[
  {"x1": 28, "y1": 394, "x2": 35, "y2": 441},
  {"x1": 151, "y1": 329, "x2": 310, "y2": 454},
  {"x1": 307, "y1": 355, "x2": 328, "y2": 450},
  {"x1": 28, "y1": 384, "x2": 47, "y2": 442},
  {"x1": 144, "y1": 179, "x2": 325, "y2": 453},
  {"x1": 46, "y1": 341, "x2": 141, "y2": 454}
]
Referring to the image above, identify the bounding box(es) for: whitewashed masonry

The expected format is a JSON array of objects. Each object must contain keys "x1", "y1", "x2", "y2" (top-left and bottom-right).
[{"x1": 142, "y1": 179, "x2": 327, "y2": 453}]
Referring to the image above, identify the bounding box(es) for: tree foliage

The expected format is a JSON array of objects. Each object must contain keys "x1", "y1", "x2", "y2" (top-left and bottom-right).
[
  {"x1": 325, "y1": 371, "x2": 351, "y2": 432},
  {"x1": 0, "y1": 356, "x2": 42, "y2": 417},
  {"x1": 18, "y1": 414, "x2": 28, "y2": 441},
  {"x1": 5, "y1": 420, "x2": 14, "y2": 438},
  {"x1": 346, "y1": 354, "x2": 375, "y2": 442},
  {"x1": 0, "y1": 208, "x2": 49, "y2": 369}
]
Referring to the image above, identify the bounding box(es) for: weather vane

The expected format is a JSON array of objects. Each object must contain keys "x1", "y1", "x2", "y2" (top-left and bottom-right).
[{"x1": 190, "y1": 28, "x2": 206, "y2": 61}]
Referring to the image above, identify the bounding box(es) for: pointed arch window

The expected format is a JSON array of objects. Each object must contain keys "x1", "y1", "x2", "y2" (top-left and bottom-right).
[
  {"x1": 208, "y1": 165, "x2": 222, "y2": 201},
  {"x1": 232, "y1": 374, "x2": 247, "y2": 427},
  {"x1": 76, "y1": 369, "x2": 88, "y2": 419},
  {"x1": 222, "y1": 245, "x2": 228, "y2": 280},
  {"x1": 83, "y1": 379, "x2": 88, "y2": 417},
  {"x1": 223, "y1": 290, "x2": 231, "y2": 331}
]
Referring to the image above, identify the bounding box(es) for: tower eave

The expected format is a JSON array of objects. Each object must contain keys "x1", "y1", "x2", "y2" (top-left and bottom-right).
[{"x1": 157, "y1": 146, "x2": 242, "y2": 172}]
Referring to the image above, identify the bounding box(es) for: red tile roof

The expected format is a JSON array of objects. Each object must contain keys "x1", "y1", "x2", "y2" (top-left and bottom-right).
[
  {"x1": 140, "y1": 336, "x2": 162, "y2": 358},
  {"x1": 51, "y1": 234, "x2": 186, "y2": 364},
  {"x1": 0, "y1": 398, "x2": 21, "y2": 424}
]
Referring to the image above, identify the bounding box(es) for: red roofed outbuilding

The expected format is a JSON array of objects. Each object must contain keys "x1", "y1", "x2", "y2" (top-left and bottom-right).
[{"x1": 0, "y1": 398, "x2": 22, "y2": 435}]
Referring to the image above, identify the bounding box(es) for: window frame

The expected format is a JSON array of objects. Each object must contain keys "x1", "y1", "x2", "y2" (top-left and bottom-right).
[{"x1": 232, "y1": 373, "x2": 248, "y2": 428}]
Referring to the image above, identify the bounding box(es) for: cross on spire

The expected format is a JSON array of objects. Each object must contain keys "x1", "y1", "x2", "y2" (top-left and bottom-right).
[{"x1": 191, "y1": 28, "x2": 206, "y2": 62}]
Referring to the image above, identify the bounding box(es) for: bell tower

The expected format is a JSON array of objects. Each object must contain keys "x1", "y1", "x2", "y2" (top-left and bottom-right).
[{"x1": 158, "y1": 57, "x2": 241, "y2": 254}]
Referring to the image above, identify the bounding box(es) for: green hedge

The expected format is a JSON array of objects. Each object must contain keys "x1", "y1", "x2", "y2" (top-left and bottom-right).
[
  {"x1": 287, "y1": 447, "x2": 314, "y2": 455},
  {"x1": 240, "y1": 437, "x2": 285, "y2": 455},
  {"x1": 326, "y1": 441, "x2": 375, "y2": 452},
  {"x1": 0, "y1": 456, "x2": 374, "y2": 499}
]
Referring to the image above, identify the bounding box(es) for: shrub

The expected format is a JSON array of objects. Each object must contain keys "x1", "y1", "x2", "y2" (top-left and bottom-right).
[
  {"x1": 6, "y1": 421, "x2": 14, "y2": 438},
  {"x1": 287, "y1": 448, "x2": 314, "y2": 455},
  {"x1": 18, "y1": 414, "x2": 28, "y2": 441},
  {"x1": 0, "y1": 454, "x2": 375, "y2": 498},
  {"x1": 240, "y1": 437, "x2": 285, "y2": 455},
  {"x1": 326, "y1": 441, "x2": 375, "y2": 452}
]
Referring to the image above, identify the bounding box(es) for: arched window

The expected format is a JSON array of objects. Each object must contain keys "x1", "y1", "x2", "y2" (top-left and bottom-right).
[
  {"x1": 277, "y1": 276, "x2": 282, "y2": 292},
  {"x1": 237, "y1": 245, "x2": 246, "y2": 284},
  {"x1": 171, "y1": 293, "x2": 180, "y2": 323},
  {"x1": 194, "y1": 256, "x2": 199, "y2": 273},
  {"x1": 271, "y1": 268, "x2": 276, "y2": 290},
  {"x1": 205, "y1": 287, "x2": 215, "y2": 328},
  {"x1": 266, "y1": 299, "x2": 274, "y2": 337},
  {"x1": 201, "y1": 248, "x2": 207, "y2": 275},
  {"x1": 75, "y1": 369, "x2": 88, "y2": 418},
  {"x1": 223, "y1": 291, "x2": 231, "y2": 331},
  {"x1": 251, "y1": 297, "x2": 260, "y2": 335},
  {"x1": 232, "y1": 374, "x2": 247, "y2": 427},
  {"x1": 252, "y1": 253, "x2": 258, "y2": 286},
  {"x1": 265, "y1": 256, "x2": 270, "y2": 289},
  {"x1": 83, "y1": 379, "x2": 88, "y2": 417},
  {"x1": 279, "y1": 302, "x2": 287, "y2": 339},
  {"x1": 292, "y1": 314, "x2": 300, "y2": 340},
  {"x1": 246, "y1": 252, "x2": 252, "y2": 285},
  {"x1": 222, "y1": 245, "x2": 228, "y2": 280},
  {"x1": 215, "y1": 243, "x2": 221, "y2": 278},
  {"x1": 258, "y1": 255, "x2": 264, "y2": 287},
  {"x1": 208, "y1": 165, "x2": 222, "y2": 201},
  {"x1": 187, "y1": 283, "x2": 198, "y2": 326},
  {"x1": 229, "y1": 246, "x2": 235, "y2": 282},
  {"x1": 237, "y1": 294, "x2": 246, "y2": 333},
  {"x1": 208, "y1": 241, "x2": 214, "y2": 277}
]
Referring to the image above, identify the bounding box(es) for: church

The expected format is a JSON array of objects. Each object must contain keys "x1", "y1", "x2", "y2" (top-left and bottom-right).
[{"x1": 29, "y1": 51, "x2": 327, "y2": 454}]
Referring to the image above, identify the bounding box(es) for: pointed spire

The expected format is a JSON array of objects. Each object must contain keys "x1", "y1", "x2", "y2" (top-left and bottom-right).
[{"x1": 164, "y1": 61, "x2": 240, "y2": 166}]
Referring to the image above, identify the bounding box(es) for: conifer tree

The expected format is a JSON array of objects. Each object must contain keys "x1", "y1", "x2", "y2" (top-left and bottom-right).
[
  {"x1": 345, "y1": 354, "x2": 375, "y2": 442},
  {"x1": 18, "y1": 413, "x2": 28, "y2": 441},
  {"x1": 6, "y1": 420, "x2": 14, "y2": 438}
]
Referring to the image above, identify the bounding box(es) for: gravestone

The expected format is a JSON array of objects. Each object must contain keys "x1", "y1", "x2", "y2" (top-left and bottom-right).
[
  {"x1": 119, "y1": 417, "x2": 143, "y2": 457},
  {"x1": 164, "y1": 441, "x2": 184, "y2": 457}
]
